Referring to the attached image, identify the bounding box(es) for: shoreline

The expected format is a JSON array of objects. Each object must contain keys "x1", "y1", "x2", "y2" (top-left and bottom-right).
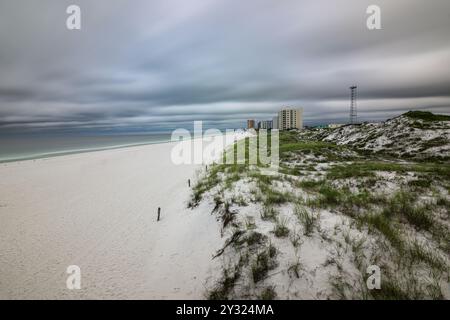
[
  {"x1": 0, "y1": 131, "x2": 236, "y2": 164},
  {"x1": 0, "y1": 140, "x2": 169, "y2": 164}
]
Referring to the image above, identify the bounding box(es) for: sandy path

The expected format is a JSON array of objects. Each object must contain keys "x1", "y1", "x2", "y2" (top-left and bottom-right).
[{"x1": 0, "y1": 136, "x2": 237, "y2": 299}]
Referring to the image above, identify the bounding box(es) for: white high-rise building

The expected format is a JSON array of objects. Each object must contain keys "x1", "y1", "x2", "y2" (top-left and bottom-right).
[
  {"x1": 272, "y1": 116, "x2": 279, "y2": 129},
  {"x1": 260, "y1": 120, "x2": 273, "y2": 129},
  {"x1": 278, "y1": 108, "x2": 303, "y2": 130}
]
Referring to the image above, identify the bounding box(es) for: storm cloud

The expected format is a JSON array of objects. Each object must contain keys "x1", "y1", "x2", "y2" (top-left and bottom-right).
[{"x1": 0, "y1": 0, "x2": 449, "y2": 133}]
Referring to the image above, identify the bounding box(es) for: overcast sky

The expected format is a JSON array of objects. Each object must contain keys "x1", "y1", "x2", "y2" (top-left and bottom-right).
[{"x1": 0, "y1": 0, "x2": 449, "y2": 134}]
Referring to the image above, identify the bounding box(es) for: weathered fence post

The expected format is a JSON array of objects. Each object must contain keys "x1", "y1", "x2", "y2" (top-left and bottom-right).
[{"x1": 157, "y1": 207, "x2": 161, "y2": 221}]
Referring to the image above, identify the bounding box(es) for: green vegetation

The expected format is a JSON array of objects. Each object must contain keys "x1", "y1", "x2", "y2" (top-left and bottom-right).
[
  {"x1": 404, "y1": 111, "x2": 450, "y2": 122},
  {"x1": 436, "y1": 196, "x2": 450, "y2": 209},
  {"x1": 259, "y1": 286, "x2": 277, "y2": 300},
  {"x1": 381, "y1": 191, "x2": 434, "y2": 231},
  {"x1": 260, "y1": 205, "x2": 278, "y2": 221},
  {"x1": 263, "y1": 188, "x2": 291, "y2": 206},
  {"x1": 358, "y1": 213, "x2": 403, "y2": 249},
  {"x1": 317, "y1": 184, "x2": 342, "y2": 207},
  {"x1": 409, "y1": 240, "x2": 446, "y2": 271},
  {"x1": 272, "y1": 218, "x2": 290, "y2": 238},
  {"x1": 244, "y1": 217, "x2": 256, "y2": 230},
  {"x1": 280, "y1": 141, "x2": 339, "y2": 154},
  {"x1": 280, "y1": 140, "x2": 356, "y2": 162},
  {"x1": 207, "y1": 255, "x2": 246, "y2": 300},
  {"x1": 289, "y1": 229, "x2": 302, "y2": 247},
  {"x1": 251, "y1": 243, "x2": 278, "y2": 283},
  {"x1": 408, "y1": 178, "x2": 431, "y2": 189},
  {"x1": 245, "y1": 231, "x2": 267, "y2": 247},
  {"x1": 327, "y1": 161, "x2": 450, "y2": 180},
  {"x1": 296, "y1": 179, "x2": 324, "y2": 190},
  {"x1": 294, "y1": 205, "x2": 318, "y2": 236},
  {"x1": 221, "y1": 202, "x2": 237, "y2": 230},
  {"x1": 188, "y1": 165, "x2": 222, "y2": 208},
  {"x1": 197, "y1": 122, "x2": 449, "y2": 300},
  {"x1": 368, "y1": 275, "x2": 413, "y2": 300},
  {"x1": 287, "y1": 259, "x2": 302, "y2": 279}
]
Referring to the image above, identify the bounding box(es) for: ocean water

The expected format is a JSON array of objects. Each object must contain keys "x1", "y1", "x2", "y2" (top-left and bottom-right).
[{"x1": 0, "y1": 133, "x2": 174, "y2": 163}]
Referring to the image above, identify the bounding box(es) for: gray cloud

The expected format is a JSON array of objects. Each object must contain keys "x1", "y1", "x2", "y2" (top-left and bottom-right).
[{"x1": 0, "y1": 0, "x2": 449, "y2": 134}]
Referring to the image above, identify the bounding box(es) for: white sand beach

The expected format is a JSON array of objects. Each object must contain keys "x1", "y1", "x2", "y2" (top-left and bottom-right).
[{"x1": 0, "y1": 133, "x2": 247, "y2": 299}]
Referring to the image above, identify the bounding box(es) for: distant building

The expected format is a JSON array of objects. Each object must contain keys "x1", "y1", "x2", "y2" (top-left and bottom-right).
[
  {"x1": 328, "y1": 123, "x2": 345, "y2": 129},
  {"x1": 272, "y1": 116, "x2": 279, "y2": 129},
  {"x1": 247, "y1": 120, "x2": 255, "y2": 129},
  {"x1": 278, "y1": 108, "x2": 303, "y2": 130},
  {"x1": 260, "y1": 120, "x2": 273, "y2": 129}
]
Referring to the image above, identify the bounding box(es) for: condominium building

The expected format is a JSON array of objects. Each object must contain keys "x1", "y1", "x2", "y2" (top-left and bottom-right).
[
  {"x1": 272, "y1": 116, "x2": 279, "y2": 129},
  {"x1": 260, "y1": 120, "x2": 273, "y2": 130},
  {"x1": 247, "y1": 119, "x2": 255, "y2": 129},
  {"x1": 278, "y1": 108, "x2": 303, "y2": 130}
]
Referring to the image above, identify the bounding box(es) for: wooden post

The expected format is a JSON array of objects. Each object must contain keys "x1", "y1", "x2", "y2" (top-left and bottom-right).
[
  {"x1": 188, "y1": 179, "x2": 191, "y2": 187},
  {"x1": 206, "y1": 165, "x2": 208, "y2": 171},
  {"x1": 157, "y1": 207, "x2": 161, "y2": 221}
]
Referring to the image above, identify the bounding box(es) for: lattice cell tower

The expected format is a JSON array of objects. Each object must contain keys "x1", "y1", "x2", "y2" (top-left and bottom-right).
[{"x1": 349, "y1": 85, "x2": 357, "y2": 124}]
